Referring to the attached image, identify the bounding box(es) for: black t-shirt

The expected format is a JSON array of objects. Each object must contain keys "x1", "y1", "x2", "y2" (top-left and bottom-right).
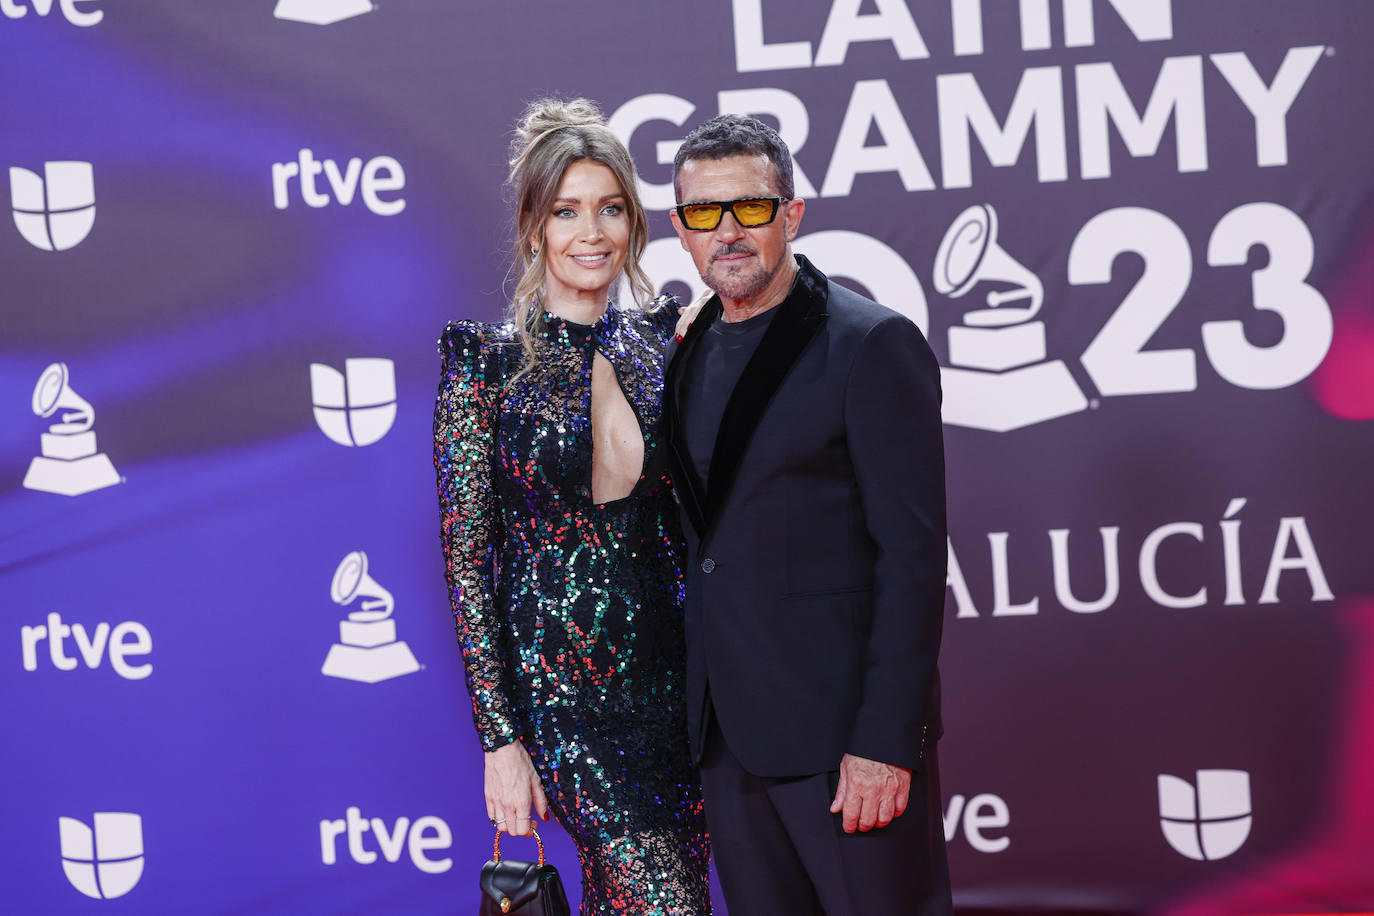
[{"x1": 679, "y1": 305, "x2": 778, "y2": 492}]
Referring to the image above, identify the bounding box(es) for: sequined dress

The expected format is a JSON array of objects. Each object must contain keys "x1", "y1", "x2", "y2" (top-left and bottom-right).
[{"x1": 433, "y1": 299, "x2": 711, "y2": 915}]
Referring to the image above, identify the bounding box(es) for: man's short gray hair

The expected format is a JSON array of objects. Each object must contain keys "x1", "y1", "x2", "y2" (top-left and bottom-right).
[{"x1": 672, "y1": 114, "x2": 795, "y2": 203}]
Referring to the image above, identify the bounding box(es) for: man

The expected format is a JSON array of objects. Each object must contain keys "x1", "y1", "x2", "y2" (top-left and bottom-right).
[{"x1": 663, "y1": 114, "x2": 951, "y2": 913}]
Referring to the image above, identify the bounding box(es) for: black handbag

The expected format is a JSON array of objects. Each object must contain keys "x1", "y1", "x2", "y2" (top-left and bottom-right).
[{"x1": 478, "y1": 827, "x2": 570, "y2": 916}]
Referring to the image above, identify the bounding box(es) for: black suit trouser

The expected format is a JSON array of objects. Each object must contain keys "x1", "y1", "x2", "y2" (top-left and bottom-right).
[{"x1": 699, "y1": 711, "x2": 953, "y2": 916}]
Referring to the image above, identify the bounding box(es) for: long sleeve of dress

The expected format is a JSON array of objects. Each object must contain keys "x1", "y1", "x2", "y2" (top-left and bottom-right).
[
  {"x1": 647, "y1": 294, "x2": 682, "y2": 345},
  {"x1": 433, "y1": 321, "x2": 518, "y2": 751}
]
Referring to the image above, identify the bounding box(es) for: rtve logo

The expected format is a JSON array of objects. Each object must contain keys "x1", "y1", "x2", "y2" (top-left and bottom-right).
[
  {"x1": 9, "y1": 161, "x2": 95, "y2": 251},
  {"x1": 274, "y1": 0, "x2": 372, "y2": 25},
  {"x1": 310, "y1": 358, "x2": 396, "y2": 446},
  {"x1": 1158, "y1": 769, "x2": 1252, "y2": 861},
  {"x1": 1, "y1": 0, "x2": 102, "y2": 27},
  {"x1": 22, "y1": 613, "x2": 153, "y2": 680},
  {"x1": 59, "y1": 813, "x2": 144, "y2": 899},
  {"x1": 272, "y1": 149, "x2": 405, "y2": 215},
  {"x1": 943, "y1": 792, "x2": 1010, "y2": 853},
  {"x1": 320, "y1": 806, "x2": 453, "y2": 874}
]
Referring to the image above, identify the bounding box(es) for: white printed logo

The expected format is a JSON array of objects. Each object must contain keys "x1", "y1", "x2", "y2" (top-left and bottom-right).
[
  {"x1": 932, "y1": 202, "x2": 1333, "y2": 432},
  {"x1": 320, "y1": 806, "x2": 453, "y2": 874},
  {"x1": 322, "y1": 551, "x2": 419, "y2": 683},
  {"x1": 1158, "y1": 769, "x2": 1252, "y2": 861},
  {"x1": 1, "y1": 0, "x2": 103, "y2": 27},
  {"x1": 59, "y1": 813, "x2": 144, "y2": 899},
  {"x1": 934, "y1": 204, "x2": 1086, "y2": 432},
  {"x1": 21, "y1": 612, "x2": 153, "y2": 679},
  {"x1": 272, "y1": 149, "x2": 406, "y2": 215},
  {"x1": 310, "y1": 358, "x2": 396, "y2": 446},
  {"x1": 23, "y1": 363, "x2": 121, "y2": 496},
  {"x1": 942, "y1": 792, "x2": 1010, "y2": 853},
  {"x1": 10, "y1": 162, "x2": 95, "y2": 251},
  {"x1": 274, "y1": 0, "x2": 372, "y2": 25}
]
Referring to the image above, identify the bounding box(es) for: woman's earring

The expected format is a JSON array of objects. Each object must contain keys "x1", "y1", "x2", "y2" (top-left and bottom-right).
[{"x1": 531, "y1": 245, "x2": 538, "y2": 257}]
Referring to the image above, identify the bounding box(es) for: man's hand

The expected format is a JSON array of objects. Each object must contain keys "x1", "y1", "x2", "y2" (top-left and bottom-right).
[{"x1": 829, "y1": 753, "x2": 912, "y2": 833}]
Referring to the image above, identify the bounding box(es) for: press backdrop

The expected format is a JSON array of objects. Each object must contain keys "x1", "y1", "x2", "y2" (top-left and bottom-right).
[{"x1": 3, "y1": 1, "x2": 1373, "y2": 913}]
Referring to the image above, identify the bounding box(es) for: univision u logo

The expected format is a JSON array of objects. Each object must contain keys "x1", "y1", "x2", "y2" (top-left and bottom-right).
[
  {"x1": 10, "y1": 162, "x2": 96, "y2": 251},
  {"x1": 59, "y1": 813, "x2": 144, "y2": 899},
  {"x1": 1158, "y1": 769, "x2": 1252, "y2": 861},
  {"x1": 310, "y1": 359, "x2": 396, "y2": 446}
]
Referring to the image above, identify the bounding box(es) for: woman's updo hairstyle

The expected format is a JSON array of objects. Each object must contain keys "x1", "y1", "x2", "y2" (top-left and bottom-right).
[{"x1": 506, "y1": 98, "x2": 654, "y2": 376}]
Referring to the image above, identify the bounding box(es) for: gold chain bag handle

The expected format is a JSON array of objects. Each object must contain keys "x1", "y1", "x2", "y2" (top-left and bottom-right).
[{"x1": 491, "y1": 825, "x2": 546, "y2": 866}]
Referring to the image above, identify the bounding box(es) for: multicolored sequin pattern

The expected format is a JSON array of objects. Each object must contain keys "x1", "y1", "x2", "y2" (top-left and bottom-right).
[{"x1": 434, "y1": 298, "x2": 711, "y2": 914}]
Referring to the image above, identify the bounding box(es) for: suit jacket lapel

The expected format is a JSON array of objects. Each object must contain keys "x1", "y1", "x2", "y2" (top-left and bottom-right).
[
  {"x1": 703, "y1": 259, "x2": 829, "y2": 543},
  {"x1": 664, "y1": 296, "x2": 720, "y2": 537}
]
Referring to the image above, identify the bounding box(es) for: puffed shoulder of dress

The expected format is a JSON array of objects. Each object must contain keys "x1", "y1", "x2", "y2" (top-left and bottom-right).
[
  {"x1": 646, "y1": 292, "x2": 681, "y2": 319},
  {"x1": 439, "y1": 299, "x2": 680, "y2": 354},
  {"x1": 637, "y1": 294, "x2": 682, "y2": 341},
  {"x1": 437, "y1": 319, "x2": 517, "y2": 363}
]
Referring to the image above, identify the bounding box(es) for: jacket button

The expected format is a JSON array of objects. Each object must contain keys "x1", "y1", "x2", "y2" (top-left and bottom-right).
[{"x1": 701, "y1": 558, "x2": 716, "y2": 574}]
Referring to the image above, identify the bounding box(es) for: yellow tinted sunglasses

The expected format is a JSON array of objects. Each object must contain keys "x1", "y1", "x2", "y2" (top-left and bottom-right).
[{"x1": 675, "y1": 196, "x2": 787, "y2": 231}]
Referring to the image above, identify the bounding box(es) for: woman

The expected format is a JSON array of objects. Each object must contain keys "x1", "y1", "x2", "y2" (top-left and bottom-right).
[{"x1": 433, "y1": 98, "x2": 711, "y2": 914}]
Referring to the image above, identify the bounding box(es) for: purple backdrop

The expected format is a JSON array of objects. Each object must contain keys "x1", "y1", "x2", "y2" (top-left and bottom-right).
[{"x1": 3, "y1": 1, "x2": 1373, "y2": 913}]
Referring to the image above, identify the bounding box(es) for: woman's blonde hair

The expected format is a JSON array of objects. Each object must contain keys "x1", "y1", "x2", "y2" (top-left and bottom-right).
[{"x1": 507, "y1": 98, "x2": 654, "y2": 377}]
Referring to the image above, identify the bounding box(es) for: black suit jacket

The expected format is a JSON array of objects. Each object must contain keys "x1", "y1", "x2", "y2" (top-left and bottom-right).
[{"x1": 664, "y1": 255, "x2": 947, "y2": 778}]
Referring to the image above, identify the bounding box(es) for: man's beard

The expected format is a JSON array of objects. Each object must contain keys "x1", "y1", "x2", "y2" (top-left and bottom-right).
[{"x1": 702, "y1": 241, "x2": 784, "y2": 301}]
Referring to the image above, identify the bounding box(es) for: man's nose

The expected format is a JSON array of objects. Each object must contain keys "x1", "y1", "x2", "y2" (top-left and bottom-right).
[{"x1": 714, "y1": 210, "x2": 745, "y2": 243}]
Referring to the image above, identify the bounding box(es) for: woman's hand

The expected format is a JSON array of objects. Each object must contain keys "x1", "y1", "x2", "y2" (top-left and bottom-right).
[
  {"x1": 485, "y1": 740, "x2": 549, "y2": 836},
  {"x1": 674, "y1": 287, "x2": 714, "y2": 341}
]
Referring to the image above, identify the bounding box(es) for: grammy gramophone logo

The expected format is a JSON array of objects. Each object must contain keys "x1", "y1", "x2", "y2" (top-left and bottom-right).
[
  {"x1": 322, "y1": 551, "x2": 420, "y2": 683},
  {"x1": 933, "y1": 204, "x2": 1088, "y2": 432},
  {"x1": 23, "y1": 363, "x2": 122, "y2": 496}
]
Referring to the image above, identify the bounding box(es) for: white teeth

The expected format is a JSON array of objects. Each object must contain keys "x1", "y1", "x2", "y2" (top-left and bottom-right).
[{"x1": 574, "y1": 254, "x2": 607, "y2": 262}]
